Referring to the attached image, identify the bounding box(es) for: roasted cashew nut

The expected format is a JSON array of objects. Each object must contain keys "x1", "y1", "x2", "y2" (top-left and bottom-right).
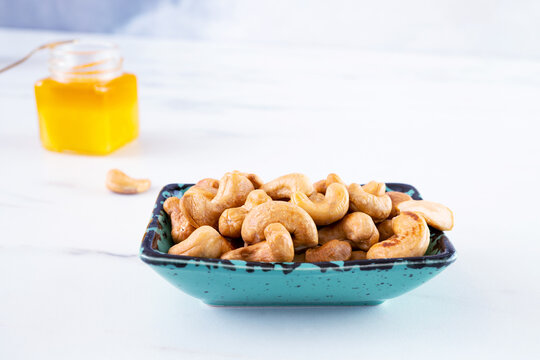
[
  {"x1": 290, "y1": 183, "x2": 349, "y2": 225},
  {"x1": 195, "y1": 178, "x2": 220, "y2": 193},
  {"x1": 348, "y1": 182, "x2": 392, "y2": 222},
  {"x1": 163, "y1": 196, "x2": 196, "y2": 243},
  {"x1": 168, "y1": 226, "x2": 233, "y2": 258},
  {"x1": 221, "y1": 223, "x2": 294, "y2": 262},
  {"x1": 305, "y1": 240, "x2": 352, "y2": 262},
  {"x1": 377, "y1": 219, "x2": 394, "y2": 241},
  {"x1": 309, "y1": 192, "x2": 326, "y2": 202},
  {"x1": 313, "y1": 179, "x2": 326, "y2": 194},
  {"x1": 313, "y1": 173, "x2": 347, "y2": 194},
  {"x1": 218, "y1": 189, "x2": 272, "y2": 237},
  {"x1": 388, "y1": 191, "x2": 412, "y2": 218},
  {"x1": 397, "y1": 200, "x2": 454, "y2": 231},
  {"x1": 261, "y1": 173, "x2": 314, "y2": 200},
  {"x1": 180, "y1": 172, "x2": 254, "y2": 228},
  {"x1": 366, "y1": 211, "x2": 430, "y2": 259},
  {"x1": 293, "y1": 253, "x2": 306, "y2": 263},
  {"x1": 361, "y1": 180, "x2": 386, "y2": 196},
  {"x1": 318, "y1": 212, "x2": 379, "y2": 251},
  {"x1": 349, "y1": 250, "x2": 367, "y2": 260},
  {"x1": 241, "y1": 201, "x2": 318, "y2": 250},
  {"x1": 105, "y1": 169, "x2": 151, "y2": 194},
  {"x1": 231, "y1": 170, "x2": 264, "y2": 189}
]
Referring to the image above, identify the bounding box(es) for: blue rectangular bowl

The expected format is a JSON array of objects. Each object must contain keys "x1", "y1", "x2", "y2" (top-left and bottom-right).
[{"x1": 140, "y1": 183, "x2": 456, "y2": 306}]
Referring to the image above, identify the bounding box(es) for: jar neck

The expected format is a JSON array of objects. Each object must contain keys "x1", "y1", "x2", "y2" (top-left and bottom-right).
[{"x1": 49, "y1": 41, "x2": 123, "y2": 82}]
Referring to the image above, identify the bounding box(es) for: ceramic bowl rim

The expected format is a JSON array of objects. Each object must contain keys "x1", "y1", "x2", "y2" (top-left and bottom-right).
[{"x1": 139, "y1": 183, "x2": 457, "y2": 271}]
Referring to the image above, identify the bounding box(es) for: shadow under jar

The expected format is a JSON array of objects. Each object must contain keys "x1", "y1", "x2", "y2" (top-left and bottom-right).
[{"x1": 34, "y1": 41, "x2": 139, "y2": 155}]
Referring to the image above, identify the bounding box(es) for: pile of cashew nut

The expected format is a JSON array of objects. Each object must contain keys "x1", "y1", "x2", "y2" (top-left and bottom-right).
[{"x1": 164, "y1": 172, "x2": 454, "y2": 263}]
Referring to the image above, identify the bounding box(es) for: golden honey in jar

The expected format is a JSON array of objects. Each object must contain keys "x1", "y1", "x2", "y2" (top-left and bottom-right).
[{"x1": 35, "y1": 41, "x2": 139, "y2": 155}]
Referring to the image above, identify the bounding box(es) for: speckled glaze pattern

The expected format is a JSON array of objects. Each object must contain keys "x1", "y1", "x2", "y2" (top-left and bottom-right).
[{"x1": 140, "y1": 183, "x2": 456, "y2": 306}]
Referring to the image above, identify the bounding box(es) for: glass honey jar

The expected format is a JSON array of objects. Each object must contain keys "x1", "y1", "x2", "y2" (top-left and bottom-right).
[{"x1": 34, "y1": 41, "x2": 139, "y2": 155}]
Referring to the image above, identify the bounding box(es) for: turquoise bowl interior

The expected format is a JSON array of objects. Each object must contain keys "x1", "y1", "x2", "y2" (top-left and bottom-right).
[{"x1": 140, "y1": 183, "x2": 456, "y2": 306}]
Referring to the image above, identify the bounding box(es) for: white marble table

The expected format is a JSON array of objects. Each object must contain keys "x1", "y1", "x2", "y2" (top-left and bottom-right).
[{"x1": 1, "y1": 28, "x2": 539, "y2": 359}]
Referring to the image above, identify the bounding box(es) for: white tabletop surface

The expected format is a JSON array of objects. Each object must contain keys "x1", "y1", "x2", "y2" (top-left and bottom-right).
[{"x1": 1, "y1": 28, "x2": 539, "y2": 359}]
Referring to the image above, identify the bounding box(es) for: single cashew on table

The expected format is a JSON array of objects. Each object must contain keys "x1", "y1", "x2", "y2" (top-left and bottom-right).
[
  {"x1": 162, "y1": 172, "x2": 454, "y2": 263},
  {"x1": 106, "y1": 169, "x2": 151, "y2": 194}
]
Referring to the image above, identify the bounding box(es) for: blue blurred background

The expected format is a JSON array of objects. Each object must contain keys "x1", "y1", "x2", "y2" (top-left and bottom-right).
[
  {"x1": 1, "y1": 0, "x2": 540, "y2": 58},
  {"x1": 0, "y1": 0, "x2": 162, "y2": 33}
]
